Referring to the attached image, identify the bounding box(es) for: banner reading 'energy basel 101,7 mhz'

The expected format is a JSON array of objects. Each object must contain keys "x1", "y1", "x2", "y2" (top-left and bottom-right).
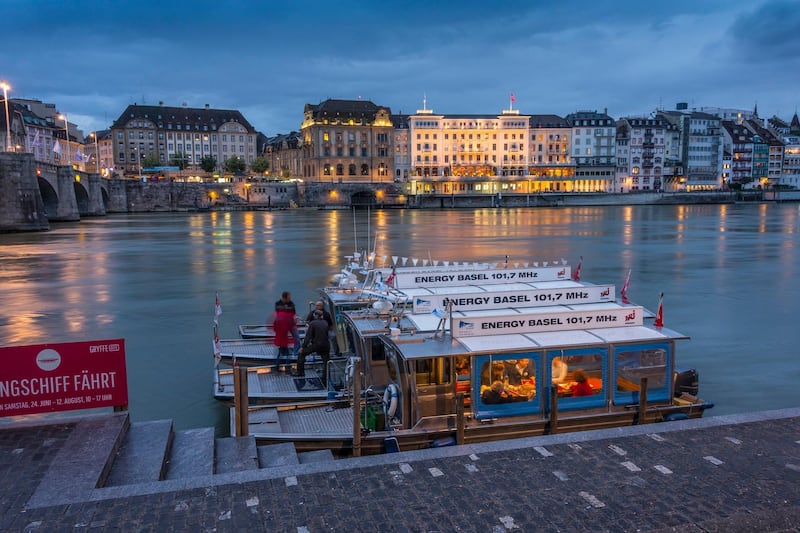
[{"x1": 0, "y1": 339, "x2": 128, "y2": 417}]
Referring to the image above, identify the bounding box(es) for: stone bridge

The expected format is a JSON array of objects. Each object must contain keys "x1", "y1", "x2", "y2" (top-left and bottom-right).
[{"x1": 0, "y1": 153, "x2": 222, "y2": 232}]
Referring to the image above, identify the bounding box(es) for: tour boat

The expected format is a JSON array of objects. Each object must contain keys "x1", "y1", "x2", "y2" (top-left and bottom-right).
[
  {"x1": 229, "y1": 276, "x2": 713, "y2": 456},
  {"x1": 215, "y1": 262, "x2": 582, "y2": 403}
]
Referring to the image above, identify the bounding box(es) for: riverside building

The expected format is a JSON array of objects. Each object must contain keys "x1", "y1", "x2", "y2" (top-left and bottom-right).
[
  {"x1": 300, "y1": 99, "x2": 394, "y2": 183},
  {"x1": 109, "y1": 103, "x2": 258, "y2": 179}
]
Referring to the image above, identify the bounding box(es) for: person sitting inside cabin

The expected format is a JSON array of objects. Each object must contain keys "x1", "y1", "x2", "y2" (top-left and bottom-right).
[
  {"x1": 572, "y1": 369, "x2": 594, "y2": 397},
  {"x1": 481, "y1": 380, "x2": 512, "y2": 404},
  {"x1": 294, "y1": 310, "x2": 331, "y2": 383},
  {"x1": 505, "y1": 359, "x2": 532, "y2": 386},
  {"x1": 551, "y1": 357, "x2": 568, "y2": 384}
]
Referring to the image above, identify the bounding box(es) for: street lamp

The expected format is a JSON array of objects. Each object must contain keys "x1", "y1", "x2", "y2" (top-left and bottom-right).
[
  {"x1": 135, "y1": 146, "x2": 142, "y2": 180},
  {"x1": 1, "y1": 81, "x2": 10, "y2": 152},
  {"x1": 57, "y1": 113, "x2": 70, "y2": 165},
  {"x1": 89, "y1": 131, "x2": 100, "y2": 173}
]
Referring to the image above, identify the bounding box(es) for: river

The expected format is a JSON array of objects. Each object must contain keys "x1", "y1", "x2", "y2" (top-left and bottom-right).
[{"x1": 1, "y1": 204, "x2": 798, "y2": 434}]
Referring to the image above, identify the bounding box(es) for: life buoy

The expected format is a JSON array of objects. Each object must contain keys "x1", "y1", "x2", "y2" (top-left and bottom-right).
[{"x1": 383, "y1": 383, "x2": 399, "y2": 419}]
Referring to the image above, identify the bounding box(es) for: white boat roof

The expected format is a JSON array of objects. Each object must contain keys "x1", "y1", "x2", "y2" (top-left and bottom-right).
[
  {"x1": 385, "y1": 324, "x2": 688, "y2": 361},
  {"x1": 344, "y1": 299, "x2": 654, "y2": 338},
  {"x1": 401, "y1": 279, "x2": 591, "y2": 296}
]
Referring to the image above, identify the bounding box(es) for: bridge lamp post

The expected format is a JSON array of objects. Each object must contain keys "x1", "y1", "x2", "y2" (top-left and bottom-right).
[
  {"x1": 57, "y1": 113, "x2": 70, "y2": 165},
  {"x1": 89, "y1": 132, "x2": 100, "y2": 173},
  {"x1": 1, "y1": 81, "x2": 10, "y2": 152}
]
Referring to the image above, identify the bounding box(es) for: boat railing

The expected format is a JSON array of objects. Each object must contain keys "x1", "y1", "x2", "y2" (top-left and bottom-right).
[{"x1": 327, "y1": 356, "x2": 352, "y2": 396}]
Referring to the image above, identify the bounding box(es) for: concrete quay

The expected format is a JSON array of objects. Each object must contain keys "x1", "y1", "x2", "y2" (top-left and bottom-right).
[{"x1": 1, "y1": 408, "x2": 799, "y2": 532}]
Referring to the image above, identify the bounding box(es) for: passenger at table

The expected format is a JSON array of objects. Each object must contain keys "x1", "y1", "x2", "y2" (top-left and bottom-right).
[
  {"x1": 481, "y1": 380, "x2": 512, "y2": 404},
  {"x1": 551, "y1": 357, "x2": 568, "y2": 384},
  {"x1": 505, "y1": 359, "x2": 532, "y2": 386},
  {"x1": 572, "y1": 369, "x2": 594, "y2": 397}
]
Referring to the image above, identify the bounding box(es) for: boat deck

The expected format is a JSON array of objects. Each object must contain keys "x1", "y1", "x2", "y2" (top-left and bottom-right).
[
  {"x1": 244, "y1": 404, "x2": 355, "y2": 437},
  {"x1": 214, "y1": 366, "x2": 330, "y2": 402},
  {"x1": 217, "y1": 338, "x2": 281, "y2": 363}
]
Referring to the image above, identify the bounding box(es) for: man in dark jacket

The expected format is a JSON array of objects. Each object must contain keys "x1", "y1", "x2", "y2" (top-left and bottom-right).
[
  {"x1": 294, "y1": 311, "x2": 331, "y2": 384},
  {"x1": 305, "y1": 300, "x2": 339, "y2": 355}
]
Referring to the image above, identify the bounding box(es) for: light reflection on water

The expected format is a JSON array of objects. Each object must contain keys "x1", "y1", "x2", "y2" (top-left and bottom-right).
[{"x1": 0, "y1": 204, "x2": 798, "y2": 434}]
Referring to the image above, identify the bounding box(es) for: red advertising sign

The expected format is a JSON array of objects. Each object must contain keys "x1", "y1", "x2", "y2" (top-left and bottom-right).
[{"x1": 0, "y1": 339, "x2": 128, "y2": 417}]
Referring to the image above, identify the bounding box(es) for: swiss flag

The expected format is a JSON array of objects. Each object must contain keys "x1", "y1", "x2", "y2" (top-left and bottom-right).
[{"x1": 653, "y1": 292, "x2": 664, "y2": 328}]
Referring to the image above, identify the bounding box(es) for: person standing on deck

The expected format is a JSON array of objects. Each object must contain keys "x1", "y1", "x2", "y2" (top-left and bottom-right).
[
  {"x1": 275, "y1": 291, "x2": 301, "y2": 357},
  {"x1": 273, "y1": 307, "x2": 294, "y2": 368},
  {"x1": 305, "y1": 300, "x2": 339, "y2": 356},
  {"x1": 293, "y1": 310, "x2": 331, "y2": 384}
]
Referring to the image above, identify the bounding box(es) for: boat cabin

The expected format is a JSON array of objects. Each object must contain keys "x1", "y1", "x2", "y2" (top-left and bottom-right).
[{"x1": 364, "y1": 301, "x2": 687, "y2": 432}]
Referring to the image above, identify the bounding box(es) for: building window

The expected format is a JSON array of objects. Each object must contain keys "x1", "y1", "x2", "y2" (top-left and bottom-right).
[{"x1": 336, "y1": 164, "x2": 343, "y2": 176}]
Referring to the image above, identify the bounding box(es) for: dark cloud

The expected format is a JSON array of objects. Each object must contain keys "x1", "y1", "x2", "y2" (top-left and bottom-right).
[
  {"x1": 729, "y1": 0, "x2": 800, "y2": 59},
  {"x1": 2, "y1": 0, "x2": 796, "y2": 136}
]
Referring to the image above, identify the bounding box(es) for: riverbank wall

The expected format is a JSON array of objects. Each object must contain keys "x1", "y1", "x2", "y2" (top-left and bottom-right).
[{"x1": 0, "y1": 151, "x2": 766, "y2": 232}]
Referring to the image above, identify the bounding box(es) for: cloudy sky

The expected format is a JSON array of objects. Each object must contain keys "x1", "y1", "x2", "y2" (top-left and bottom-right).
[{"x1": 3, "y1": 0, "x2": 799, "y2": 136}]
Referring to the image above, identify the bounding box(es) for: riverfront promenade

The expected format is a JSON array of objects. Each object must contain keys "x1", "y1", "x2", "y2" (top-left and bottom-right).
[{"x1": 1, "y1": 408, "x2": 799, "y2": 532}]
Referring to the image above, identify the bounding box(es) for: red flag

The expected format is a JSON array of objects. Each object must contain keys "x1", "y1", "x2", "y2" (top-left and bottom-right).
[
  {"x1": 653, "y1": 292, "x2": 664, "y2": 328},
  {"x1": 385, "y1": 266, "x2": 396, "y2": 288},
  {"x1": 510, "y1": 92, "x2": 516, "y2": 103},
  {"x1": 213, "y1": 330, "x2": 222, "y2": 367},
  {"x1": 620, "y1": 269, "x2": 631, "y2": 304},
  {"x1": 571, "y1": 257, "x2": 582, "y2": 281}
]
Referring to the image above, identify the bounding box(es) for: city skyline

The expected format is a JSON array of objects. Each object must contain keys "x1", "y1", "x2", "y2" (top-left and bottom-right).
[{"x1": 2, "y1": 0, "x2": 798, "y2": 136}]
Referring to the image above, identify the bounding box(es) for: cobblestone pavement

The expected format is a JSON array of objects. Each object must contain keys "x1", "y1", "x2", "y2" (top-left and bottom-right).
[{"x1": 1, "y1": 409, "x2": 799, "y2": 532}]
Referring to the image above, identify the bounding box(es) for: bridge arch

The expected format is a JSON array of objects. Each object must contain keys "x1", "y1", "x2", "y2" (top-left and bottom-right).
[
  {"x1": 74, "y1": 181, "x2": 90, "y2": 216},
  {"x1": 351, "y1": 189, "x2": 376, "y2": 207},
  {"x1": 38, "y1": 177, "x2": 58, "y2": 218}
]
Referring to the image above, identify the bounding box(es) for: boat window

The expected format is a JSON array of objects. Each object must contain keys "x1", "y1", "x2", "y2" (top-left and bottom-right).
[
  {"x1": 385, "y1": 347, "x2": 400, "y2": 383},
  {"x1": 546, "y1": 348, "x2": 607, "y2": 411},
  {"x1": 474, "y1": 356, "x2": 538, "y2": 418},
  {"x1": 343, "y1": 323, "x2": 358, "y2": 355},
  {"x1": 369, "y1": 337, "x2": 386, "y2": 361},
  {"x1": 613, "y1": 343, "x2": 670, "y2": 404},
  {"x1": 414, "y1": 358, "x2": 451, "y2": 385}
]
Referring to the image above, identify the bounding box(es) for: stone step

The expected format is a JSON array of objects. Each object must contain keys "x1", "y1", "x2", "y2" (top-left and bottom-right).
[
  {"x1": 298, "y1": 449, "x2": 335, "y2": 464},
  {"x1": 105, "y1": 419, "x2": 173, "y2": 487},
  {"x1": 214, "y1": 436, "x2": 259, "y2": 474},
  {"x1": 165, "y1": 427, "x2": 215, "y2": 480},
  {"x1": 256, "y1": 442, "x2": 300, "y2": 468},
  {"x1": 27, "y1": 412, "x2": 130, "y2": 508}
]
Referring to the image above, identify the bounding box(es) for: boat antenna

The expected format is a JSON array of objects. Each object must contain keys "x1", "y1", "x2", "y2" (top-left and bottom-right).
[{"x1": 352, "y1": 206, "x2": 358, "y2": 256}]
